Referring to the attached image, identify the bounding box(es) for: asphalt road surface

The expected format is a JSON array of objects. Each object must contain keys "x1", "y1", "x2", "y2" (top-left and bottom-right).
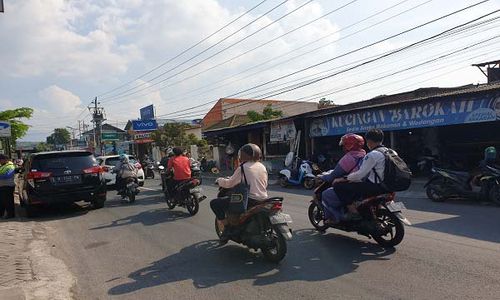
[{"x1": 31, "y1": 177, "x2": 500, "y2": 300}]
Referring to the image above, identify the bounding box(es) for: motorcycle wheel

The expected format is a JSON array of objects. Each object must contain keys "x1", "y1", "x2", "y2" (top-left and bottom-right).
[
  {"x1": 372, "y1": 209, "x2": 405, "y2": 248},
  {"x1": 303, "y1": 178, "x2": 315, "y2": 190},
  {"x1": 308, "y1": 202, "x2": 328, "y2": 232},
  {"x1": 279, "y1": 176, "x2": 288, "y2": 188},
  {"x1": 426, "y1": 181, "x2": 446, "y2": 202},
  {"x1": 489, "y1": 185, "x2": 500, "y2": 206},
  {"x1": 214, "y1": 218, "x2": 223, "y2": 239},
  {"x1": 186, "y1": 195, "x2": 199, "y2": 216},
  {"x1": 261, "y1": 225, "x2": 287, "y2": 263},
  {"x1": 150, "y1": 171, "x2": 155, "y2": 179},
  {"x1": 128, "y1": 193, "x2": 136, "y2": 203},
  {"x1": 166, "y1": 197, "x2": 176, "y2": 209}
]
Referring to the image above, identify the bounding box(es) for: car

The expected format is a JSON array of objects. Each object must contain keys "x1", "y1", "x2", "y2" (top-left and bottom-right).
[
  {"x1": 18, "y1": 150, "x2": 107, "y2": 217},
  {"x1": 96, "y1": 155, "x2": 145, "y2": 187}
]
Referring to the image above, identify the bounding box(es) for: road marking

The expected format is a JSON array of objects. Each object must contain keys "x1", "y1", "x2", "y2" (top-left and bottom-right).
[{"x1": 139, "y1": 186, "x2": 161, "y2": 191}]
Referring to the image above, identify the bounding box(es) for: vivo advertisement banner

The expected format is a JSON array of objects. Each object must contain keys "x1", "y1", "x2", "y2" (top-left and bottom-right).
[
  {"x1": 140, "y1": 105, "x2": 155, "y2": 120},
  {"x1": 310, "y1": 93, "x2": 500, "y2": 137},
  {"x1": 132, "y1": 119, "x2": 158, "y2": 131}
]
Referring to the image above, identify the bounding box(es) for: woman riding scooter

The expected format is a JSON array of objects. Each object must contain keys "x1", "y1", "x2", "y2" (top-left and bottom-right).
[
  {"x1": 319, "y1": 134, "x2": 366, "y2": 224},
  {"x1": 210, "y1": 143, "x2": 268, "y2": 241}
]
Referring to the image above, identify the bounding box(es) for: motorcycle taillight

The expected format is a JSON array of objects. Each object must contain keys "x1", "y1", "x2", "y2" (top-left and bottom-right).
[{"x1": 271, "y1": 202, "x2": 282, "y2": 211}]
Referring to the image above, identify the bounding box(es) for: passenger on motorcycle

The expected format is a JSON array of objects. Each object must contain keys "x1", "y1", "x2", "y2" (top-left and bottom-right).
[
  {"x1": 210, "y1": 143, "x2": 268, "y2": 239},
  {"x1": 113, "y1": 155, "x2": 138, "y2": 195},
  {"x1": 319, "y1": 134, "x2": 366, "y2": 224},
  {"x1": 333, "y1": 129, "x2": 388, "y2": 218},
  {"x1": 167, "y1": 147, "x2": 192, "y2": 196}
]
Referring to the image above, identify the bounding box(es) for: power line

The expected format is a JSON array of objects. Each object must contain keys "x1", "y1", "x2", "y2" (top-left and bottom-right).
[
  {"x1": 155, "y1": 1, "x2": 492, "y2": 119},
  {"x1": 98, "y1": 0, "x2": 270, "y2": 98},
  {"x1": 100, "y1": 0, "x2": 293, "y2": 101}
]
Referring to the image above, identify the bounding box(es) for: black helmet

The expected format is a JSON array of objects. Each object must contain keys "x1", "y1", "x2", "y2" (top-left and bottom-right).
[
  {"x1": 238, "y1": 143, "x2": 262, "y2": 162},
  {"x1": 172, "y1": 147, "x2": 184, "y2": 156}
]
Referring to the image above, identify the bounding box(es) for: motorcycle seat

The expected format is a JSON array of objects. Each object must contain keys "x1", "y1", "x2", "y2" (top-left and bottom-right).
[
  {"x1": 265, "y1": 197, "x2": 284, "y2": 202},
  {"x1": 434, "y1": 168, "x2": 470, "y2": 179},
  {"x1": 360, "y1": 192, "x2": 396, "y2": 203}
]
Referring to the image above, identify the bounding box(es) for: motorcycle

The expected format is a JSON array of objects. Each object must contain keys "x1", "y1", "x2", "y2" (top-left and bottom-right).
[
  {"x1": 215, "y1": 187, "x2": 293, "y2": 263},
  {"x1": 164, "y1": 177, "x2": 206, "y2": 216},
  {"x1": 308, "y1": 180, "x2": 410, "y2": 248},
  {"x1": 424, "y1": 167, "x2": 497, "y2": 203},
  {"x1": 279, "y1": 152, "x2": 316, "y2": 189},
  {"x1": 190, "y1": 159, "x2": 202, "y2": 182},
  {"x1": 143, "y1": 160, "x2": 156, "y2": 179},
  {"x1": 486, "y1": 165, "x2": 500, "y2": 205},
  {"x1": 122, "y1": 177, "x2": 139, "y2": 203}
]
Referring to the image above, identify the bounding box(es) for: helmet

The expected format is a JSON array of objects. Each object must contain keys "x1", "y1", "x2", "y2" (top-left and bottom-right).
[
  {"x1": 339, "y1": 134, "x2": 365, "y2": 152},
  {"x1": 484, "y1": 146, "x2": 497, "y2": 161},
  {"x1": 238, "y1": 143, "x2": 262, "y2": 162},
  {"x1": 119, "y1": 154, "x2": 127, "y2": 161},
  {"x1": 173, "y1": 147, "x2": 184, "y2": 156}
]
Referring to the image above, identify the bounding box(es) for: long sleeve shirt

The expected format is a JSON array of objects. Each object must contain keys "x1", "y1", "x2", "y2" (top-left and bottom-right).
[
  {"x1": 217, "y1": 161, "x2": 268, "y2": 200},
  {"x1": 0, "y1": 161, "x2": 15, "y2": 187},
  {"x1": 347, "y1": 150, "x2": 386, "y2": 183}
]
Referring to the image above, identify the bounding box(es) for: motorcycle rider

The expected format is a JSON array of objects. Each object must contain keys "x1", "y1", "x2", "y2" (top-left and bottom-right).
[
  {"x1": 210, "y1": 144, "x2": 268, "y2": 241},
  {"x1": 333, "y1": 129, "x2": 388, "y2": 218},
  {"x1": 319, "y1": 134, "x2": 366, "y2": 224},
  {"x1": 166, "y1": 147, "x2": 192, "y2": 198},
  {"x1": 113, "y1": 154, "x2": 138, "y2": 195}
]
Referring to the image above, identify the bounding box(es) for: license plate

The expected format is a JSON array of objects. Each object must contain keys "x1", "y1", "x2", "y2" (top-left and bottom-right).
[
  {"x1": 386, "y1": 201, "x2": 406, "y2": 212},
  {"x1": 52, "y1": 175, "x2": 82, "y2": 185},
  {"x1": 270, "y1": 213, "x2": 293, "y2": 224}
]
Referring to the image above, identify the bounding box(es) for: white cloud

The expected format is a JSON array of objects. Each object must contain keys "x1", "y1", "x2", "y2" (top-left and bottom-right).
[{"x1": 38, "y1": 85, "x2": 82, "y2": 114}]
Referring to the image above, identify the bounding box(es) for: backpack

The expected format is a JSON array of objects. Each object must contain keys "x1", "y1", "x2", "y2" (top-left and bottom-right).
[
  {"x1": 374, "y1": 146, "x2": 412, "y2": 192},
  {"x1": 120, "y1": 163, "x2": 138, "y2": 178}
]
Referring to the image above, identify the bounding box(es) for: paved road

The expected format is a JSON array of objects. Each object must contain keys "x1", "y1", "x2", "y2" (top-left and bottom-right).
[{"x1": 31, "y1": 177, "x2": 500, "y2": 300}]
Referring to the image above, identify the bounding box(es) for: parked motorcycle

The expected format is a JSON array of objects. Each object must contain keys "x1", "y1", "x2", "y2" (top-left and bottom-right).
[
  {"x1": 279, "y1": 152, "x2": 316, "y2": 189},
  {"x1": 424, "y1": 167, "x2": 496, "y2": 202},
  {"x1": 215, "y1": 187, "x2": 293, "y2": 263},
  {"x1": 142, "y1": 160, "x2": 156, "y2": 179},
  {"x1": 308, "y1": 180, "x2": 410, "y2": 248},
  {"x1": 486, "y1": 165, "x2": 500, "y2": 205}
]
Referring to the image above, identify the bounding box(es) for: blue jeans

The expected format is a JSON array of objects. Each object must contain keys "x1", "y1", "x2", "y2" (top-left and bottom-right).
[{"x1": 321, "y1": 187, "x2": 343, "y2": 221}]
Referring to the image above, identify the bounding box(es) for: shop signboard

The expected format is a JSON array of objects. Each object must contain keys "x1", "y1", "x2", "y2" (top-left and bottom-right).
[
  {"x1": 140, "y1": 105, "x2": 155, "y2": 120},
  {"x1": 270, "y1": 120, "x2": 296, "y2": 142},
  {"x1": 310, "y1": 93, "x2": 500, "y2": 137},
  {"x1": 0, "y1": 121, "x2": 11, "y2": 137},
  {"x1": 101, "y1": 132, "x2": 119, "y2": 141},
  {"x1": 132, "y1": 119, "x2": 158, "y2": 131},
  {"x1": 134, "y1": 132, "x2": 152, "y2": 140}
]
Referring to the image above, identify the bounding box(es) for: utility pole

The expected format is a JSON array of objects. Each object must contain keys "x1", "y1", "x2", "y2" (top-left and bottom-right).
[{"x1": 88, "y1": 97, "x2": 106, "y2": 155}]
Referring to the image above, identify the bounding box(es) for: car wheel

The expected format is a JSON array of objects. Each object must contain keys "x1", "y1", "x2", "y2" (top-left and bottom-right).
[{"x1": 25, "y1": 204, "x2": 39, "y2": 218}]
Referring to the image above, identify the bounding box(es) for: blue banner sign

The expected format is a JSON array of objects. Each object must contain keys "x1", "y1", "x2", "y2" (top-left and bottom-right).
[
  {"x1": 140, "y1": 105, "x2": 155, "y2": 120},
  {"x1": 132, "y1": 119, "x2": 158, "y2": 131},
  {"x1": 310, "y1": 93, "x2": 500, "y2": 137}
]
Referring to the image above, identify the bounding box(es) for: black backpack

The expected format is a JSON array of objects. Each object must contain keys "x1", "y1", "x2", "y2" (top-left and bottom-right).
[{"x1": 374, "y1": 146, "x2": 412, "y2": 192}]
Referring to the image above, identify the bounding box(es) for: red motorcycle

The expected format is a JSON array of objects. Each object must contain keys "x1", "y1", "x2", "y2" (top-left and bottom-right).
[{"x1": 308, "y1": 180, "x2": 411, "y2": 248}]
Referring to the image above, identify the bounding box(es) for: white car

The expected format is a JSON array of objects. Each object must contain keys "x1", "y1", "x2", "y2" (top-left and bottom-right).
[{"x1": 96, "y1": 155, "x2": 145, "y2": 187}]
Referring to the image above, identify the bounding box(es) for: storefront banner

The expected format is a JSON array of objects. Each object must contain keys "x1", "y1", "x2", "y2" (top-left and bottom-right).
[
  {"x1": 310, "y1": 94, "x2": 500, "y2": 137},
  {"x1": 270, "y1": 120, "x2": 297, "y2": 142},
  {"x1": 134, "y1": 132, "x2": 152, "y2": 140}
]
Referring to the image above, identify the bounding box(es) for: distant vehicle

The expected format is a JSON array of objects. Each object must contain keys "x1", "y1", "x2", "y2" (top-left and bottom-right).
[
  {"x1": 96, "y1": 155, "x2": 145, "y2": 187},
  {"x1": 18, "y1": 150, "x2": 107, "y2": 217}
]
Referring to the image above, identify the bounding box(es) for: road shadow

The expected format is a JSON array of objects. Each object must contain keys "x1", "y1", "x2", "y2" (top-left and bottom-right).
[
  {"x1": 108, "y1": 229, "x2": 394, "y2": 295},
  {"x1": 105, "y1": 194, "x2": 165, "y2": 208},
  {"x1": 18, "y1": 202, "x2": 90, "y2": 222},
  {"x1": 90, "y1": 208, "x2": 191, "y2": 230}
]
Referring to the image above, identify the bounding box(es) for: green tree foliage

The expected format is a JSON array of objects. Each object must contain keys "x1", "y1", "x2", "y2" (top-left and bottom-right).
[
  {"x1": 247, "y1": 104, "x2": 283, "y2": 122},
  {"x1": 47, "y1": 128, "x2": 71, "y2": 146},
  {"x1": 318, "y1": 97, "x2": 335, "y2": 108},
  {"x1": 0, "y1": 107, "x2": 34, "y2": 142},
  {"x1": 35, "y1": 142, "x2": 52, "y2": 152},
  {"x1": 152, "y1": 123, "x2": 208, "y2": 150}
]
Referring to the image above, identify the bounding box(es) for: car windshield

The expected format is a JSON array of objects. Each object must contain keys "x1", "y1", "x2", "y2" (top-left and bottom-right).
[
  {"x1": 105, "y1": 157, "x2": 121, "y2": 167},
  {"x1": 32, "y1": 153, "x2": 96, "y2": 171}
]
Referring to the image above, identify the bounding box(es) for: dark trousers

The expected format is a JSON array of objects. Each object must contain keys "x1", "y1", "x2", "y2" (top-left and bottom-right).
[
  {"x1": 0, "y1": 186, "x2": 15, "y2": 217},
  {"x1": 210, "y1": 197, "x2": 259, "y2": 220},
  {"x1": 334, "y1": 182, "x2": 387, "y2": 205}
]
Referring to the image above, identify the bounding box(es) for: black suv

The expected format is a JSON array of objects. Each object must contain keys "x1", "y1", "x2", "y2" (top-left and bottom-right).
[{"x1": 19, "y1": 150, "x2": 107, "y2": 216}]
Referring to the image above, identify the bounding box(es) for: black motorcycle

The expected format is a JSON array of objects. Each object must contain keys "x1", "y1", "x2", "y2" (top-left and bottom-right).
[
  {"x1": 165, "y1": 178, "x2": 206, "y2": 216},
  {"x1": 486, "y1": 165, "x2": 500, "y2": 205},
  {"x1": 308, "y1": 180, "x2": 410, "y2": 248},
  {"x1": 424, "y1": 167, "x2": 497, "y2": 203},
  {"x1": 214, "y1": 187, "x2": 293, "y2": 263},
  {"x1": 143, "y1": 160, "x2": 155, "y2": 179}
]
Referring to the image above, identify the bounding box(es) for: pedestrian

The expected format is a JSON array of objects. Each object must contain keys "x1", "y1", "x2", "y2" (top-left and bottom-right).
[{"x1": 0, "y1": 154, "x2": 16, "y2": 219}]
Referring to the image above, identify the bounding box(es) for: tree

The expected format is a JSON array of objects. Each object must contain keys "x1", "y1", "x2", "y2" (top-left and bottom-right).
[
  {"x1": 47, "y1": 128, "x2": 71, "y2": 146},
  {"x1": 318, "y1": 97, "x2": 335, "y2": 108},
  {"x1": 151, "y1": 123, "x2": 208, "y2": 150},
  {"x1": 247, "y1": 104, "x2": 283, "y2": 122},
  {"x1": 0, "y1": 107, "x2": 34, "y2": 142},
  {"x1": 35, "y1": 142, "x2": 52, "y2": 152}
]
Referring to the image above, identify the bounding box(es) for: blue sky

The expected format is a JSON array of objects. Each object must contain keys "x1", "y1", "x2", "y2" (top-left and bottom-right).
[{"x1": 0, "y1": 0, "x2": 499, "y2": 141}]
